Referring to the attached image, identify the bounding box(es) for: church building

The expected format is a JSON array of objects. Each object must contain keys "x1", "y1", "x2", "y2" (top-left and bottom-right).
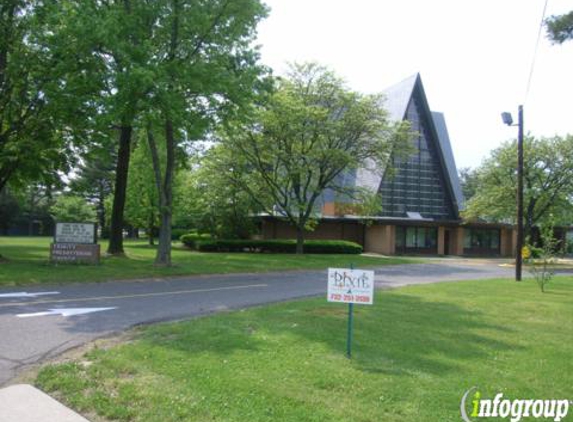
[{"x1": 260, "y1": 74, "x2": 516, "y2": 257}]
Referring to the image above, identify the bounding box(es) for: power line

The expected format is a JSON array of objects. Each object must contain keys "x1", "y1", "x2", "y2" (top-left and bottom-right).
[{"x1": 524, "y1": 0, "x2": 550, "y2": 103}]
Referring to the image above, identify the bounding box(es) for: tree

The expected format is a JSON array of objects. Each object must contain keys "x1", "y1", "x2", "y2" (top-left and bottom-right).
[
  {"x1": 0, "y1": 1, "x2": 76, "y2": 192},
  {"x1": 177, "y1": 146, "x2": 263, "y2": 239},
  {"x1": 69, "y1": 142, "x2": 116, "y2": 238},
  {"x1": 124, "y1": 137, "x2": 161, "y2": 245},
  {"x1": 45, "y1": 0, "x2": 166, "y2": 255},
  {"x1": 143, "y1": 0, "x2": 269, "y2": 266},
  {"x1": 459, "y1": 167, "x2": 479, "y2": 202},
  {"x1": 50, "y1": 195, "x2": 97, "y2": 223},
  {"x1": 463, "y1": 135, "x2": 573, "y2": 239},
  {"x1": 66, "y1": 0, "x2": 159, "y2": 256},
  {"x1": 220, "y1": 63, "x2": 411, "y2": 254},
  {"x1": 527, "y1": 217, "x2": 559, "y2": 293},
  {"x1": 0, "y1": 187, "x2": 19, "y2": 235},
  {"x1": 546, "y1": 11, "x2": 573, "y2": 44}
]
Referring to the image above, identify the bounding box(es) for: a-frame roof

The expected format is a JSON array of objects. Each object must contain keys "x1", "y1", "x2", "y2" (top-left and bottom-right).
[
  {"x1": 362, "y1": 73, "x2": 465, "y2": 216},
  {"x1": 326, "y1": 74, "x2": 464, "y2": 218}
]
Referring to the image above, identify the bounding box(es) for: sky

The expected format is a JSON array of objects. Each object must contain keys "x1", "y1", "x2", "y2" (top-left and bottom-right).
[{"x1": 255, "y1": 0, "x2": 573, "y2": 169}]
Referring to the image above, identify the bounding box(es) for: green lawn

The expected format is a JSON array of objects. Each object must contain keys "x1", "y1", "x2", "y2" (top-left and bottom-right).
[
  {"x1": 36, "y1": 277, "x2": 573, "y2": 422},
  {"x1": 0, "y1": 237, "x2": 415, "y2": 286}
]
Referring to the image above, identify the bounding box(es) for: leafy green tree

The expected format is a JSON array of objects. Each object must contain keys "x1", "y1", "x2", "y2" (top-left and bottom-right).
[
  {"x1": 143, "y1": 0, "x2": 269, "y2": 266},
  {"x1": 463, "y1": 135, "x2": 573, "y2": 239},
  {"x1": 0, "y1": 1, "x2": 77, "y2": 191},
  {"x1": 52, "y1": 0, "x2": 161, "y2": 256},
  {"x1": 546, "y1": 11, "x2": 573, "y2": 43},
  {"x1": 176, "y1": 146, "x2": 263, "y2": 239},
  {"x1": 50, "y1": 195, "x2": 97, "y2": 223},
  {"x1": 220, "y1": 63, "x2": 411, "y2": 254}
]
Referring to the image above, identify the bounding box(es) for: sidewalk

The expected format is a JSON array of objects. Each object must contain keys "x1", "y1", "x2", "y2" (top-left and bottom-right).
[{"x1": 0, "y1": 384, "x2": 89, "y2": 422}]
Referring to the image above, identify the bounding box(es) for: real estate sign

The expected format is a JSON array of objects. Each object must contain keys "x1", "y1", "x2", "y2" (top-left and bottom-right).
[
  {"x1": 54, "y1": 222, "x2": 96, "y2": 244},
  {"x1": 327, "y1": 268, "x2": 375, "y2": 305}
]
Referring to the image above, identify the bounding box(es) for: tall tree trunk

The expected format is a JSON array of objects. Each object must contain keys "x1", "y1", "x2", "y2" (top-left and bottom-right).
[
  {"x1": 155, "y1": 119, "x2": 175, "y2": 266},
  {"x1": 107, "y1": 125, "x2": 132, "y2": 255},
  {"x1": 97, "y1": 183, "x2": 106, "y2": 238},
  {"x1": 156, "y1": 205, "x2": 172, "y2": 265},
  {"x1": 146, "y1": 121, "x2": 174, "y2": 266},
  {"x1": 295, "y1": 223, "x2": 305, "y2": 254},
  {"x1": 148, "y1": 214, "x2": 155, "y2": 246}
]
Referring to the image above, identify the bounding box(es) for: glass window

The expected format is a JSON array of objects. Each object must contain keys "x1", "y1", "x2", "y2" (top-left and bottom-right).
[
  {"x1": 415, "y1": 228, "x2": 425, "y2": 248},
  {"x1": 406, "y1": 227, "x2": 416, "y2": 247},
  {"x1": 491, "y1": 231, "x2": 500, "y2": 249},
  {"x1": 464, "y1": 229, "x2": 501, "y2": 253},
  {"x1": 398, "y1": 227, "x2": 437, "y2": 250},
  {"x1": 464, "y1": 230, "x2": 471, "y2": 248},
  {"x1": 426, "y1": 228, "x2": 437, "y2": 247},
  {"x1": 378, "y1": 94, "x2": 455, "y2": 220},
  {"x1": 396, "y1": 227, "x2": 405, "y2": 247}
]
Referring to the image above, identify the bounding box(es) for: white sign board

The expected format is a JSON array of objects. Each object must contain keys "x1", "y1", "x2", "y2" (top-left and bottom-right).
[
  {"x1": 327, "y1": 268, "x2": 375, "y2": 305},
  {"x1": 54, "y1": 222, "x2": 96, "y2": 244}
]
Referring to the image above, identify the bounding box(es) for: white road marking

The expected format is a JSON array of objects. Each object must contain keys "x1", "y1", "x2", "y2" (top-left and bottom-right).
[
  {"x1": 0, "y1": 291, "x2": 60, "y2": 299},
  {"x1": 17, "y1": 307, "x2": 117, "y2": 318},
  {"x1": 0, "y1": 283, "x2": 268, "y2": 308}
]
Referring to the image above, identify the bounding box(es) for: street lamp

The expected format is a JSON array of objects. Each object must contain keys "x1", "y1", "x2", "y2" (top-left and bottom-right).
[{"x1": 501, "y1": 105, "x2": 524, "y2": 282}]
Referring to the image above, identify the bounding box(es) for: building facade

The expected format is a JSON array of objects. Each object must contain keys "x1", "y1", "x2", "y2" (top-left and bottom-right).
[{"x1": 261, "y1": 74, "x2": 516, "y2": 257}]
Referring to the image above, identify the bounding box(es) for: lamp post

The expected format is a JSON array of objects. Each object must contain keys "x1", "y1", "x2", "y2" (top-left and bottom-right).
[{"x1": 501, "y1": 106, "x2": 524, "y2": 281}]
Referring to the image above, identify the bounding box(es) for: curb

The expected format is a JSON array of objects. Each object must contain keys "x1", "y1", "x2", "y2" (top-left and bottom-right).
[{"x1": 0, "y1": 384, "x2": 89, "y2": 422}]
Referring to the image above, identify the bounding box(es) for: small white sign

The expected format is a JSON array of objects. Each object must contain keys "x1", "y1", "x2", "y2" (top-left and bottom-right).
[
  {"x1": 55, "y1": 222, "x2": 96, "y2": 244},
  {"x1": 327, "y1": 268, "x2": 375, "y2": 305}
]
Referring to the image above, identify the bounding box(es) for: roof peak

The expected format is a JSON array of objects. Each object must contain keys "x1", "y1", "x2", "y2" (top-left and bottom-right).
[{"x1": 382, "y1": 73, "x2": 420, "y2": 121}]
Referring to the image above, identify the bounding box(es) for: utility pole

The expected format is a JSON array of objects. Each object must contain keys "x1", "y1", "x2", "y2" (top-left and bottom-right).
[
  {"x1": 501, "y1": 106, "x2": 524, "y2": 282},
  {"x1": 516, "y1": 105, "x2": 524, "y2": 281}
]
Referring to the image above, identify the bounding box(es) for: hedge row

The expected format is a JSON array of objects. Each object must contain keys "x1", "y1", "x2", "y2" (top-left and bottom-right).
[
  {"x1": 182, "y1": 238, "x2": 363, "y2": 254},
  {"x1": 180, "y1": 233, "x2": 213, "y2": 248}
]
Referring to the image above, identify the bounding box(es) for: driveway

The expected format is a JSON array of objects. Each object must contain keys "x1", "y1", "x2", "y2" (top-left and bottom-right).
[{"x1": 0, "y1": 259, "x2": 515, "y2": 385}]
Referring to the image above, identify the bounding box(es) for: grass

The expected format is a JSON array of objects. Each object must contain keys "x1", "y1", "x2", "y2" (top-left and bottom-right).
[
  {"x1": 0, "y1": 237, "x2": 416, "y2": 286},
  {"x1": 36, "y1": 277, "x2": 573, "y2": 422}
]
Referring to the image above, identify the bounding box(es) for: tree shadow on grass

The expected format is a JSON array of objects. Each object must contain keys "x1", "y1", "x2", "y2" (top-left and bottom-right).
[
  {"x1": 0, "y1": 243, "x2": 50, "y2": 260},
  {"x1": 126, "y1": 291, "x2": 517, "y2": 377},
  {"x1": 290, "y1": 294, "x2": 515, "y2": 375}
]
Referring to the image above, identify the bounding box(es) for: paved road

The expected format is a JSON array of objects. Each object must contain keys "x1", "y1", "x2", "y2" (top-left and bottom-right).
[{"x1": 0, "y1": 259, "x2": 514, "y2": 386}]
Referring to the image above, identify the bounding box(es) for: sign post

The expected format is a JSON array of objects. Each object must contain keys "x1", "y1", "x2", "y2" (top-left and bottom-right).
[
  {"x1": 327, "y1": 266, "x2": 375, "y2": 358},
  {"x1": 346, "y1": 302, "x2": 354, "y2": 358}
]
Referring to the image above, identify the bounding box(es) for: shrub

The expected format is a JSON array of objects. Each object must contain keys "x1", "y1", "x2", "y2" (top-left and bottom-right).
[
  {"x1": 304, "y1": 240, "x2": 363, "y2": 254},
  {"x1": 190, "y1": 239, "x2": 362, "y2": 254},
  {"x1": 171, "y1": 228, "x2": 190, "y2": 241},
  {"x1": 180, "y1": 233, "x2": 212, "y2": 249}
]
